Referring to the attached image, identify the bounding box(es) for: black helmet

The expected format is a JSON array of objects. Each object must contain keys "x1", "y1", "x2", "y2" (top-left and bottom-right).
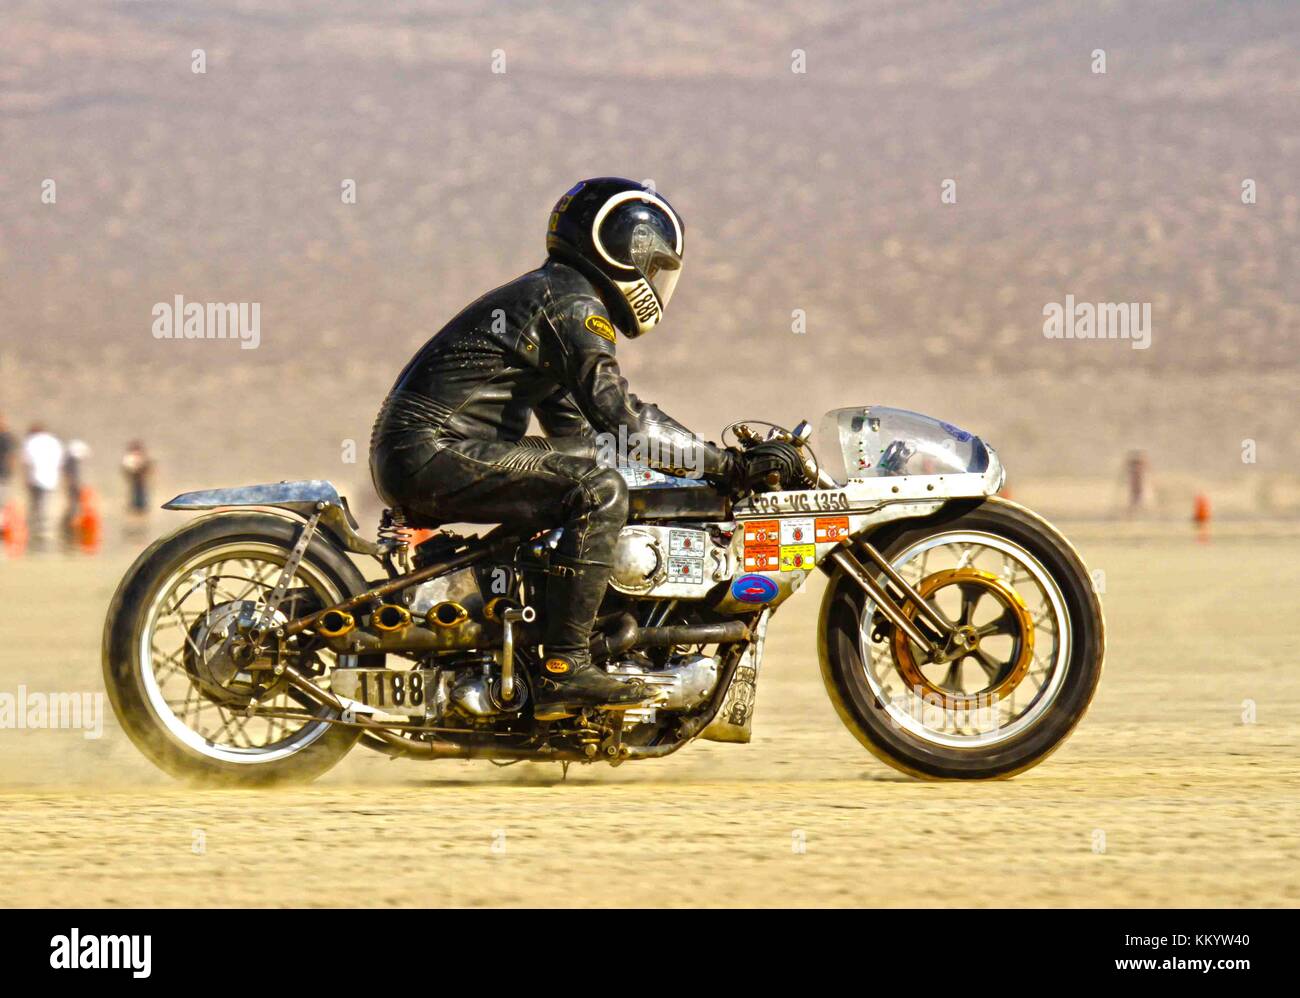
[{"x1": 546, "y1": 177, "x2": 684, "y2": 337}]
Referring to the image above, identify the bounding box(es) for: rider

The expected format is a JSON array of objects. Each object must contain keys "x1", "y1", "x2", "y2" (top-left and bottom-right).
[{"x1": 370, "y1": 178, "x2": 796, "y2": 719}]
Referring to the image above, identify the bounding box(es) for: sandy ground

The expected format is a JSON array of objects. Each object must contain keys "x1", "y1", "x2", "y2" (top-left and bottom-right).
[{"x1": 0, "y1": 528, "x2": 1297, "y2": 907}]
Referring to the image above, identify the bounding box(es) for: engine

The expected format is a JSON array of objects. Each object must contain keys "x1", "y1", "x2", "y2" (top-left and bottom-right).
[
  {"x1": 606, "y1": 652, "x2": 721, "y2": 727},
  {"x1": 326, "y1": 562, "x2": 536, "y2": 724},
  {"x1": 609, "y1": 525, "x2": 733, "y2": 599},
  {"x1": 328, "y1": 535, "x2": 730, "y2": 728}
]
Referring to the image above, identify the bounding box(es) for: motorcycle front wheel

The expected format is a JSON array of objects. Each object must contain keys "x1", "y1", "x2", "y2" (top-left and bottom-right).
[{"x1": 819, "y1": 497, "x2": 1104, "y2": 780}]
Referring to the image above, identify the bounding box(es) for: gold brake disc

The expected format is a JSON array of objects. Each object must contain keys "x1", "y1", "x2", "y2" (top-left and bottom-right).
[{"x1": 890, "y1": 568, "x2": 1034, "y2": 708}]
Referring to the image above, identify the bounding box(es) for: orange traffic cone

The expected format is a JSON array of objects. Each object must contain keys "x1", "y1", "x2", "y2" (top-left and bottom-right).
[
  {"x1": 2, "y1": 500, "x2": 28, "y2": 556},
  {"x1": 76, "y1": 486, "x2": 102, "y2": 554},
  {"x1": 1193, "y1": 492, "x2": 1211, "y2": 543}
]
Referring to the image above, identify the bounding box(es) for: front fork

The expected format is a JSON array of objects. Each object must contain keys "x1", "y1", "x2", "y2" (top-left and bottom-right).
[{"x1": 827, "y1": 540, "x2": 962, "y2": 663}]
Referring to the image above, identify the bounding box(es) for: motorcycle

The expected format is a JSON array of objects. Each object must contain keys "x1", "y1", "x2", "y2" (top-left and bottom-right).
[{"x1": 102, "y1": 406, "x2": 1104, "y2": 783}]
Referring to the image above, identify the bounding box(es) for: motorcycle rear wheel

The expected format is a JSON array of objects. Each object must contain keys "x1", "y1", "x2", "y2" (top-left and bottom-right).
[
  {"x1": 103, "y1": 512, "x2": 368, "y2": 785},
  {"x1": 818, "y1": 497, "x2": 1104, "y2": 780}
]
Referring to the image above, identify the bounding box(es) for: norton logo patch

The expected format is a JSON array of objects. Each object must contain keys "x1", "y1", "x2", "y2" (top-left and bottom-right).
[
  {"x1": 584, "y1": 314, "x2": 616, "y2": 342},
  {"x1": 544, "y1": 657, "x2": 572, "y2": 675}
]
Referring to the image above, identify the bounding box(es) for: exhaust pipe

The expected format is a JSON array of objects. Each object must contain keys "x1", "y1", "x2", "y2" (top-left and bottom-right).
[
  {"x1": 322, "y1": 601, "x2": 487, "y2": 655},
  {"x1": 590, "y1": 616, "x2": 750, "y2": 658},
  {"x1": 372, "y1": 603, "x2": 412, "y2": 632},
  {"x1": 323, "y1": 600, "x2": 749, "y2": 661},
  {"x1": 317, "y1": 609, "x2": 355, "y2": 638},
  {"x1": 589, "y1": 613, "x2": 638, "y2": 659},
  {"x1": 427, "y1": 600, "x2": 469, "y2": 628}
]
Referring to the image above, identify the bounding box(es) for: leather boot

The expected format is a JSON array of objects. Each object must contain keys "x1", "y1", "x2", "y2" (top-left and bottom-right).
[
  {"x1": 533, "y1": 651, "x2": 654, "y2": 720},
  {"x1": 535, "y1": 560, "x2": 652, "y2": 720}
]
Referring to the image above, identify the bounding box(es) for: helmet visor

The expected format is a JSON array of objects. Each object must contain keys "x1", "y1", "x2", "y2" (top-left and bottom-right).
[{"x1": 629, "y1": 222, "x2": 682, "y2": 309}]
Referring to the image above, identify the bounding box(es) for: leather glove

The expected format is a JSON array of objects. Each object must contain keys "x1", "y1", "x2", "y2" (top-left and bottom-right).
[
  {"x1": 733, "y1": 441, "x2": 814, "y2": 493},
  {"x1": 710, "y1": 447, "x2": 745, "y2": 491}
]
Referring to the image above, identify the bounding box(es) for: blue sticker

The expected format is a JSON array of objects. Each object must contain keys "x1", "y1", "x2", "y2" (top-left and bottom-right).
[
  {"x1": 732, "y1": 574, "x2": 779, "y2": 604},
  {"x1": 939, "y1": 421, "x2": 973, "y2": 443}
]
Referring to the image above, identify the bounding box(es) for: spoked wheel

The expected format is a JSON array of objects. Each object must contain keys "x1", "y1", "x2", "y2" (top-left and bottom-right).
[
  {"x1": 819, "y1": 498, "x2": 1104, "y2": 779},
  {"x1": 104, "y1": 513, "x2": 370, "y2": 784}
]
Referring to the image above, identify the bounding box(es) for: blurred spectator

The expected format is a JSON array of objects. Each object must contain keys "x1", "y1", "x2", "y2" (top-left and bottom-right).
[
  {"x1": 1125, "y1": 450, "x2": 1150, "y2": 514},
  {"x1": 122, "y1": 440, "x2": 154, "y2": 537},
  {"x1": 23, "y1": 424, "x2": 64, "y2": 545},
  {"x1": 62, "y1": 439, "x2": 91, "y2": 544},
  {"x1": 0, "y1": 414, "x2": 15, "y2": 509}
]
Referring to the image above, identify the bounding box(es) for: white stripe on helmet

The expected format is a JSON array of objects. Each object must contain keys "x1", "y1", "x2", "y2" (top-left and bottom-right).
[{"x1": 590, "y1": 189, "x2": 683, "y2": 272}]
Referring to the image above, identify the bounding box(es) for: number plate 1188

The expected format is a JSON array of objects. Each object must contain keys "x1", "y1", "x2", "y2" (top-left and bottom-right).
[{"x1": 331, "y1": 669, "x2": 428, "y2": 715}]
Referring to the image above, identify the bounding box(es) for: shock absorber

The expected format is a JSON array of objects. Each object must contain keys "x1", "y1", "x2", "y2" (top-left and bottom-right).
[{"x1": 377, "y1": 508, "x2": 415, "y2": 572}]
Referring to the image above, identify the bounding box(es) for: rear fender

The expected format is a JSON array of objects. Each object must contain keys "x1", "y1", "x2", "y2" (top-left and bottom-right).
[{"x1": 162, "y1": 480, "x2": 385, "y2": 557}]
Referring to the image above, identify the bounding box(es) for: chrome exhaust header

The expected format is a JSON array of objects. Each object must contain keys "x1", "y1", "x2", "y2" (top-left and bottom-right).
[
  {"x1": 427, "y1": 600, "x2": 469, "y2": 628},
  {"x1": 317, "y1": 609, "x2": 355, "y2": 638},
  {"x1": 372, "y1": 603, "x2": 412, "y2": 632}
]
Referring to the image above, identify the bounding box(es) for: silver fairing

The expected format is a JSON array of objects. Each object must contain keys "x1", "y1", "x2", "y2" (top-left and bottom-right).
[{"x1": 817, "y1": 405, "x2": 999, "y2": 486}]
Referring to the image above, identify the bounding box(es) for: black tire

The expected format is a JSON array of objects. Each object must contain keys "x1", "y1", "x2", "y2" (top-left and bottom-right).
[
  {"x1": 818, "y1": 497, "x2": 1104, "y2": 780},
  {"x1": 103, "y1": 512, "x2": 369, "y2": 785}
]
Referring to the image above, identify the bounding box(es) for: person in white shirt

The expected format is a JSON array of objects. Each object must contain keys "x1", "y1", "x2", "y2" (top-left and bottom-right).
[{"x1": 22, "y1": 425, "x2": 64, "y2": 543}]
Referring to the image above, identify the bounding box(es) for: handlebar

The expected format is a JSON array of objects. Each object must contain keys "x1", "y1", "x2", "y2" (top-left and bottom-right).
[{"x1": 723, "y1": 417, "x2": 840, "y2": 491}]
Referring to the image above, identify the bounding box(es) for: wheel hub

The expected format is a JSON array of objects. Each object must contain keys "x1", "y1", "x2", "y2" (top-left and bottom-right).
[
  {"x1": 891, "y1": 568, "x2": 1034, "y2": 707},
  {"x1": 184, "y1": 600, "x2": 287, "y2": 708}
]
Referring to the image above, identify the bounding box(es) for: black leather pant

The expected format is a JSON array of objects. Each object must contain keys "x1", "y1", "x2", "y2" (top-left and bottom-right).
[{"x1": 371, "y1": 432, "x2": 628, "y2": 656}]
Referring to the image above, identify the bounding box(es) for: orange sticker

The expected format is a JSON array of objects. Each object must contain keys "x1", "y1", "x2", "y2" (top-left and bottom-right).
[
  {"x1": 743, "y1": 546, "x2": 780, "y2": 572},
  {"x1": 815, "y1": 516, "x2": 850, "y2": 543},
  {"x1": 743, "y1": 520, "x2": 780, "y2": 547}
]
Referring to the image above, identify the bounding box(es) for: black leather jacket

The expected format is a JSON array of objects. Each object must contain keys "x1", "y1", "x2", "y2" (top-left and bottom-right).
[{"x1": 371, "y1": 259, "x2": 730, "y2": 479}]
